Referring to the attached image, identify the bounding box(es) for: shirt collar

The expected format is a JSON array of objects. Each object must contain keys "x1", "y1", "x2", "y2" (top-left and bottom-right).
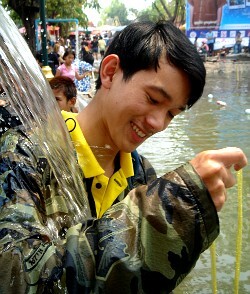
[{"x1": 61, "y1": 110, "x2": 134, "y2": 178}]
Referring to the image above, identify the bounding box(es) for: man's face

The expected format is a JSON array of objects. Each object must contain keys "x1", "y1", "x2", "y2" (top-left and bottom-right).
[
  {"x1": 52, "y1": 88, "x2": 75, "y2": 112},
  {"x1": 100, "y1": 57, "x2": 191, "y2": 153}
]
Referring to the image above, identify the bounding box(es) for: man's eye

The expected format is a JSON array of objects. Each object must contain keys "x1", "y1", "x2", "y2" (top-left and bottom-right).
[{"x1": 147, "y1": 96, "x2": 157, "y2": 104}]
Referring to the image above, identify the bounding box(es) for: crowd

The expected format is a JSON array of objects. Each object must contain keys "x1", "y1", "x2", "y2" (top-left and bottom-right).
[
  {"x1": 36, "y1": 33, "x2": 110, "y2": 70},
  {"x1": 194, "y1": 30, "x2": 250, "y2": 63},
  {"x1": 35, "y1": 32, "x2": 111, "y2": 105}
]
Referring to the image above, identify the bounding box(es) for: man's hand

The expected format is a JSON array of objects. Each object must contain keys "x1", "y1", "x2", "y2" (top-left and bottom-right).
[{"x1": 190, "y1": 147, "x2": 248, "y2": 211}]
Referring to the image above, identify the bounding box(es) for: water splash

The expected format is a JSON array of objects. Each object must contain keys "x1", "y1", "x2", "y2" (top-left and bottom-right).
[{"x1": 0, "y1": 6, "x2": 91, "y2": 233}]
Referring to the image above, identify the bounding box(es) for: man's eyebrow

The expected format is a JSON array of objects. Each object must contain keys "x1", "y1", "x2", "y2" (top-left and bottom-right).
[{"x1": 148, "y1": 85, "x2": 187, "y2": 111}]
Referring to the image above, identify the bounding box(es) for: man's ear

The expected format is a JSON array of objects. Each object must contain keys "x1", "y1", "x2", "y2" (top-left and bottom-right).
[{"x1": 100, "y1": 54, "x2": 120, "y2": 89}]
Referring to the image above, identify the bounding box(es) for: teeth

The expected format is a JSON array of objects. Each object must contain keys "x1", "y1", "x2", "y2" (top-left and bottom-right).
[{"x1": 131, "y1": 123, "x2": 146, "y2": 138}]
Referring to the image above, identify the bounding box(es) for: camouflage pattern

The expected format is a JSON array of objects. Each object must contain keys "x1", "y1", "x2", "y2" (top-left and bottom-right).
[{"x1": 0, "y1": 107, "x2": 219, "y2": 293}]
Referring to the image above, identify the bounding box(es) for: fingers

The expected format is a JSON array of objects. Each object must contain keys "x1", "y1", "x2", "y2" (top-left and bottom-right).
[
  {"x1": 190, "y1": 147, "x2": 247, "y2": 211},
  {"x1": 208, "y1": 168, "x2": 236, "y2": 211},
  {"x1": 207, "y1": 147, "x2": 248, "y2": 170},
  {"x1": 191, "y1": 147, "x2": 247, "y2": 178},
  {"x1": 209, "y1": 180, "x2": 227, "y2": 212}
]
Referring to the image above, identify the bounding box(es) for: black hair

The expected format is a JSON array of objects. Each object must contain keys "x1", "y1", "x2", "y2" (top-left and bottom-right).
[
  {"x1": 63, "y1": 49, "x2": 75, "y2": 60},
  {"x1": 95, "y1": 21, "x2": 206, "y2": 108}
]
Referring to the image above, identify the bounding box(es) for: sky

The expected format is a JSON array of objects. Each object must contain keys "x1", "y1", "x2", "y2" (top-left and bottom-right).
[{"x1": 85, "y1": 0, "x2": 154, "y2": 26}]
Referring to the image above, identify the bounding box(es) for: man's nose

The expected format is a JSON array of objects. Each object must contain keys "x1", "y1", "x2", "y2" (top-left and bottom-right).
[{"x1": 146, "y1": 110, "x2": 170, "y2": 133}]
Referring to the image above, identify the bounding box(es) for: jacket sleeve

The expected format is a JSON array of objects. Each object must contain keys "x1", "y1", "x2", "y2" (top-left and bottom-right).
[
  {"x1": 0, "y1": 126, "x2": 219, "y2": 293},
  {"x1": 64, "y1": 163, "x2": 219, "y2": 293}
]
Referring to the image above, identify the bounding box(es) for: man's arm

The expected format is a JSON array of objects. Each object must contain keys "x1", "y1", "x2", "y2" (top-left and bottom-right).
[
  {"x1": 0, "y1": 117, "x2": 247, "y2": 292},
  {"x1": 64, "y1": 162, "x2": 220, "y2": 292}
]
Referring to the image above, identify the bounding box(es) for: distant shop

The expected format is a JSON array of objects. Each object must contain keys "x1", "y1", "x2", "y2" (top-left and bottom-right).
[{"x1": 186, "y1": 0, "x2": 250, "y2": 50}]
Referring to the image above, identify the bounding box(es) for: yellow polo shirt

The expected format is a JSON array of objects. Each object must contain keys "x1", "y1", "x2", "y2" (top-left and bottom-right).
[{"x1": 62, "y1": 111, "x2": 134, "y2": 218}]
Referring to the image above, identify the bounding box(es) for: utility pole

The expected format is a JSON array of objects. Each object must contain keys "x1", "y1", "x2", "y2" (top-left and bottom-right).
[
  {"x1": 40, "y1": 0, "x2": 48, "y2": 66},
  {"x1": 39, "y1": 0, "x2": 53, "y2": 79}
]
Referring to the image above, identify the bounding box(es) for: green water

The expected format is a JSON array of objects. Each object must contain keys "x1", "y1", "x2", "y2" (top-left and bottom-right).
[{"x1": 138, "y1": 62, "x2": 250, "y2": 294}]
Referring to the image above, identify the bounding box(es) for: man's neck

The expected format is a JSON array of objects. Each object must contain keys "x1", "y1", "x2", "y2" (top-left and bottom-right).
[{"x1": 76, "y1": 101, "x2": 119, "y2": 177}]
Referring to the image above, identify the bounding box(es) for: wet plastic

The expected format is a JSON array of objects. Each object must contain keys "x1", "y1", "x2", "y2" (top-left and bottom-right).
[{"x1": 0, "y1": 5, "x2": 91, "y2": 231}]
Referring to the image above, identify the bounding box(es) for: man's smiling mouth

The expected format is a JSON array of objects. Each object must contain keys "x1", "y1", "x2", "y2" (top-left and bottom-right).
[{"x1": 131, "y1": 122, "x2": 146, "y2": 138}]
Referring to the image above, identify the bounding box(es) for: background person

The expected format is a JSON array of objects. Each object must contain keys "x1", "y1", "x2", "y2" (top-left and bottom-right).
[
  {"x1": 73, "y1": 60, "x2": 95, "y2": 95},
  {"x1": 234, "y1": 31, "x2": 242, "y2": 54},
  {"x1": 218, "y1": 45, "x2": 227, "y2": 62},
  {"x1": 98, "y1": 36, "x2": 106, "y2": 58},
  {"x1": 206, "y1": 29, "x2": 215, "y2": 56},
  {"x1": 80, "y1": 40, "x2": 94, "y2": 66},
  {"x1": 199, "y1": 41, "x2": 209, "y2": 61},
  {"x1": 91, "y1": 35, "x2": 99, "y2": 60},
  {"x1": 47, "y1": 43, "x2": 59, "y2": 75},
  {"x1": 55, "y1": 49, "x2": 91, "y2": 81},
  {"x1": 49, "y1": 76, "x2": 78, "y2": 112},
  {"x1": 54, "y1": 42, "x2": 64, "y2": 65}
]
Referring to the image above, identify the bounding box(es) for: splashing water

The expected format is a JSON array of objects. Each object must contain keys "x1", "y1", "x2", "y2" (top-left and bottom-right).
[{"x1": 0, "y1": 5, "x2": 91, "y2": 235}]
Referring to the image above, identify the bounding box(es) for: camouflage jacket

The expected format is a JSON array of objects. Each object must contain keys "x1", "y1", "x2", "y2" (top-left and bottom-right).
[{"x1": 0, "y1": 106, "x2": 219, "y2": 294}]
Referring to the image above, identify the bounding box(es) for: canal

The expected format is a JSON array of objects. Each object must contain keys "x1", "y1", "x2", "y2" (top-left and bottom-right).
[{"x1": 138, "y1": 61, "x2": 250, "y2": 293}]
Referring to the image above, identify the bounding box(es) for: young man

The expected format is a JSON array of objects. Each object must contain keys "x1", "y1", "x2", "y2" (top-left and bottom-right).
[
  {"x1": 0, "y1": 21, "x2": 247, "y2": 293},
  {"x1": 49, "y1": 76, "x2": 77, "y2": 112},
  {"x1": 234, "y1": 31, "x2": 242, "y2": 54},
  {"x1": 206, "y1": 29, "x2": 215, "y2": 56}
]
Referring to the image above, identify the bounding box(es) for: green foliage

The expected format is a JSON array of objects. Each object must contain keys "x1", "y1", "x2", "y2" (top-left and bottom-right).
[
  {"x1": 0, "y1": 0, "x2": 100, "y2": 53},
  {"x1": 138, "y1": 5, "x2": 161, "y2": 22},
  {"x1": 103, "y1": 0, "x2": 129, "y2": 25},
  {"x1": 1, "y1": 0, "x2": 100, "y2": 28},
  {"x1": 0, "y1": 0, "x2": 22, "y2": 26},
  {"x1": 46, "y1": 0, "x2": 100, "y2": 26},
  {"x1": 138, "y1": 0, "x2": 186, "y2": 25},
  {"x1": 45, "y1": 0, "x2": 99, "y2": 36}
]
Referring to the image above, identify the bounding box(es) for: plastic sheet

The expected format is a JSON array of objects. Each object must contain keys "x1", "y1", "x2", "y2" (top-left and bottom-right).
[{"x1": 0, "y1": 5, "x2": 91, "y2": 229}]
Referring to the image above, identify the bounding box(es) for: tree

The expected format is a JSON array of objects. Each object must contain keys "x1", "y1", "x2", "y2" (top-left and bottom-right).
[
  {"x1": 153, "y1": 0, "x2": 185, "y2": 26},
  {"x1": 46, "y1": 0, "x2": 99, "y2": 38},
  {"x1": 103, "y1": 0, "x2": 129, "y2": 26},
  {"x1": 0, "y1": 0, "x2": 100, "y2": 54},
  {"x1": 138, "y1": 0, "x2": 186, "y2": 27},
  {"x1": 1, "y1": 0, "x2": 40, "y2": 53}
]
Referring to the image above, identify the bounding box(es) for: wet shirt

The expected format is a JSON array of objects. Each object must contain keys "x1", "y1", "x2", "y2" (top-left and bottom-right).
[{"x1": 62, "y1": 110, "x2": 134, "y2": 218}]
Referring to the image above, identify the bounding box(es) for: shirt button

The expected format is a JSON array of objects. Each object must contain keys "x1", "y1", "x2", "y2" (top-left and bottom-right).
[{"x1": 95, "y1": 183, "x2": 102, "y2": 189}]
